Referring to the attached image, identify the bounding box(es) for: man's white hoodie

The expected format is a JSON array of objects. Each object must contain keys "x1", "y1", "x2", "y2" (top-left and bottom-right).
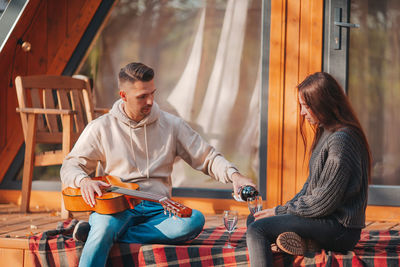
[{"x1": 60, "y1": 99, "x2": 238, "y2": 197}]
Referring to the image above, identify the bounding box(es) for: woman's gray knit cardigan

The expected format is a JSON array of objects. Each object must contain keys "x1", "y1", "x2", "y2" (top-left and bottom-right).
[{"x1": 275, "y1": 127, "x2": 369, "y2": 229}]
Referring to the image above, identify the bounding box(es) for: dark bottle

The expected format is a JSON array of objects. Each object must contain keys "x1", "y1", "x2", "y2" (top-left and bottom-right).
[{"x1": 237, "y1": 185, "x2": 259, "y2": 201}]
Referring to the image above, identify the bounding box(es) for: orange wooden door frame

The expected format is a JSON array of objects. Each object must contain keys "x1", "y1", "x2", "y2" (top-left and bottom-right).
[{"x1": 266, "y1": 0, "x2": 324, "y2": 208}]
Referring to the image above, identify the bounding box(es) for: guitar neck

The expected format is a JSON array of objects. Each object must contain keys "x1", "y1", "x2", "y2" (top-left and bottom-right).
[
  {"x1": 105, "y1": 186, "x2": 165, "y2": 203},
  {"x1": 105, "y1": 186, "x2": 192, "y2": 218}
]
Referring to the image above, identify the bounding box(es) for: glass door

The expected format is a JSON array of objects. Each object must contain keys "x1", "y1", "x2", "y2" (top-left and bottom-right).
[{"x1": 324, "y1": 0, "x2": 400, "y2": 206}]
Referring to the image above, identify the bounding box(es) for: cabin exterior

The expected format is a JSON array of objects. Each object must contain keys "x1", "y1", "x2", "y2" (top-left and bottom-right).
[
  {"x1": 0, "y1": 0, "x2": 400, "y2": 265},
  {"x1": 0, "y1": 0, "x2": 400, "y2": 266}
]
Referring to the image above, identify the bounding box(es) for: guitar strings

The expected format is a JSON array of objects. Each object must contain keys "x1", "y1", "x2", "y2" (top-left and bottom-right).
[
  {"x1": 107, "y1": 186, "x2": 189, "y2": 217},
  {"x1": 110, "y1": 186, "x2": 172, "y2": 202}
]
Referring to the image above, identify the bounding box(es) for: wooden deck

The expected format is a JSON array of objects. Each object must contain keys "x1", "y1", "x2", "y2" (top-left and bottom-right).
[{"x1": 0, "y1": 203, "x2": 399, "y2": 266}]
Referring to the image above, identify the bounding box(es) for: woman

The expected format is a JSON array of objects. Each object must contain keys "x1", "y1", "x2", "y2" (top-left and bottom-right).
[{"x1": 246, "y1": 72, "x2": 371, "y2": 266}]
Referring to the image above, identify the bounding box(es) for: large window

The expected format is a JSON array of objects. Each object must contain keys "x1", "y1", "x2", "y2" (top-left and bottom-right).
[
  {"x1": 0, "y1": 1, "x2": 10, "y2": 17},
  {"x1": 77, "y1": 0, "x2": 262, "y2": 191},
  {"x1": 0, "y1": 0, "x2": 28, "y2": 51},
  {"x1": 324, "y1": 0, "x2": 400, "y2": 205},
  {"x1": 348, "y1": 0, "x2": 400, "y2": 186}
]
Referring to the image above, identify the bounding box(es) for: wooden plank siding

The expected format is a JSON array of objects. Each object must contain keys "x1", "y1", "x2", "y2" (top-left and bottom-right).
[
  {"x1": 0, "y1": 0, "x2": 103, "y2": 183},
  {"x1": 266, "y1": 0, "x2": 324, "y2": 208}
]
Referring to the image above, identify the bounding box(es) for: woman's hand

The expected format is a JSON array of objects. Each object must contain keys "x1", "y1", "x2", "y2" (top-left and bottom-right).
[
  {"x1": 79, "y1": 178, "x2": 111, "y2": 207},
  {"x1": 254, "y1": 208, "x2": 276, "y2": 221}
]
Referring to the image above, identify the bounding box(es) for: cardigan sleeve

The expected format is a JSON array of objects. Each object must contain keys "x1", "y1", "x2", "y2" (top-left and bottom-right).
[
  {"x1": 280, "y1": 131, "x2": 361, "y2": 218},
  {"x1": 275, "y1": 180, "x2": 309, "y2": 215}
]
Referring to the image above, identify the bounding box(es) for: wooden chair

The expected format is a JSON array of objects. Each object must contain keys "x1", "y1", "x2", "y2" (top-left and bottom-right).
[
  {"x1": 15, "y1": 75, "x2": 95, "y2": 217},
  {"x1": 72, "y1": 74, "x2": 109, "y2": 116}
]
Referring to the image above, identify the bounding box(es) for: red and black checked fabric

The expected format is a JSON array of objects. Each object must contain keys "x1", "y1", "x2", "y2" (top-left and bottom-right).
[
  {"x1": 29, "y1": 220, "x2": 83, "y2": 267},
  {"x1": 29, "y1": 221, "x2": 400, "y2": 267},
  {"x1": 106, "y1": 226, "x2": 249, "y2": 267}
]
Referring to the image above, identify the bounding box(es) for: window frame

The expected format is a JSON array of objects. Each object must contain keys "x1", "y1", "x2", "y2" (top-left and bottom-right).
[
  {"x1": 323, "y1": 0, "x2": 400, "y2": 206},
  {"x1": 0, "y1": 0, "x2": 29, "y2": 52}
]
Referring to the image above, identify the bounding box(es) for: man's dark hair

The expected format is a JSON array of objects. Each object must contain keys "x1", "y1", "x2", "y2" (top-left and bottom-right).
[{"x1": 118, "y1": 62, "x2": 154, "y2": 83}]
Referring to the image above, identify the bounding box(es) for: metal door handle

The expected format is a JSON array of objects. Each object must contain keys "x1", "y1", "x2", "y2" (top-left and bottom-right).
[
  {"x1": 334, "y1": 21, "x2": 360, "y2": 28},
  {"x1": 333, "y1": 7, "x2": 360, "y2": 50}
]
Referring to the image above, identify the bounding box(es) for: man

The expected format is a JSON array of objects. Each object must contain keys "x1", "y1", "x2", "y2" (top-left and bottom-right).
[{"x1": 61, "y1": 62, "x2": 254, "y2": 266}]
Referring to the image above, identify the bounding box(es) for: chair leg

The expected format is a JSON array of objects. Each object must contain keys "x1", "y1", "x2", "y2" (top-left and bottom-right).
[
  {"x1": 61, "y1": 114, "x2": 73, "y2": 219},
  {"x1": 20, "y1": 114, "x2": 37, "y2": 213}
]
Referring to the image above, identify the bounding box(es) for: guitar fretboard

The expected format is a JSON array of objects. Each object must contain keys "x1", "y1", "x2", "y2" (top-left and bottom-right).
[
  {"x1": 105, "y1": 186, "x2": 164, "y2": 202},
  {"x1": 104, "y1": 186, "x2": 192, "y2": 218}
]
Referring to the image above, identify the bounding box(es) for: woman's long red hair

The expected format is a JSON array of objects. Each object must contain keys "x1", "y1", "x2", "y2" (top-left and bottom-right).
[{"x1": 297, "y1": 72, "x2": 372, "y2": 179}]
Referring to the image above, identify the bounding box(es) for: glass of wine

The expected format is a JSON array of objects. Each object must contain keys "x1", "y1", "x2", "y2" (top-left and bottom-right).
[
  {"x1": 223, "y1": 210, "x2": 238, "y2": 248},
  {"x1": 247, "y1": 195, "x2": 263, "y2": 215}
]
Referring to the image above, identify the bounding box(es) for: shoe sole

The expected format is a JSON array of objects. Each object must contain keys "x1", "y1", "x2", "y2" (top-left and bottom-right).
[{"x1": 276, "y1": 232, "x2": 306, "y2": 256}]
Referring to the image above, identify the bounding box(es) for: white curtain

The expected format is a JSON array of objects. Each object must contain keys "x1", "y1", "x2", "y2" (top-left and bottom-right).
[{"x1": 196, "y1": 0, "x2": 249, "y2": 147}]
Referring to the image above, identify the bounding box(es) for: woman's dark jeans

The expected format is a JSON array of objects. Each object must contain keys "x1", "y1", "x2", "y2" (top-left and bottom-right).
[{"x1": 246, "y1": 214, "x2": 361, "y2": 267}]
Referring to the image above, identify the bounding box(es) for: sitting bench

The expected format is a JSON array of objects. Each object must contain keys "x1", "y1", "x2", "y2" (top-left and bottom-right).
[{"x1": 29, "y1": 220, "x2": 400, "y2": 267}]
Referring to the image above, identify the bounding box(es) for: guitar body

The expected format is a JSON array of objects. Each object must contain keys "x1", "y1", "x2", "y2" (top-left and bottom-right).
[
  {"x1": 62, "y1": 175, "x2": 192, "y2": 217},
  {"x1": 62, "y1": 176, "x2": 140, "y2": 214}
]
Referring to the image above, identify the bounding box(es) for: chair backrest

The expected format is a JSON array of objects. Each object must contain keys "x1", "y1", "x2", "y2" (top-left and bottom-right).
[{"x1": 15, "y1": 75, "x2": 94, "y2": 144}]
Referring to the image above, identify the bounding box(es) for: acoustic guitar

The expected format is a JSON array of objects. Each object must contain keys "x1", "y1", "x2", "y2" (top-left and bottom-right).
[{"x1": 62, "y1": 175, "x2": 192, "y2": 218}]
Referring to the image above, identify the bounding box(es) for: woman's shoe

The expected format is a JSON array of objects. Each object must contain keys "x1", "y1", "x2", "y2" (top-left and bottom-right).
[{"x1": 276, "y1": 232, "x2": 320, "y2": 255}]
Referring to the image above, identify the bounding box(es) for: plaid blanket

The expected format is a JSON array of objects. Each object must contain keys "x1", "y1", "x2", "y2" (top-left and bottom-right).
[{"x1": 29, "y1": 220, "x2": 400, "y2": 267}]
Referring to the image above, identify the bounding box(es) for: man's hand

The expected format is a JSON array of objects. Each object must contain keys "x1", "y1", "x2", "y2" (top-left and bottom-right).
[
  {"x1": 79, "y1": 178, "x2": 111, "y2": 207},
  {"x1": 254, "y1": 208, "x2": 276, "y2": 220},
  {"x1": 231, "y1": 172, "x2": 256, "y2": 199}
]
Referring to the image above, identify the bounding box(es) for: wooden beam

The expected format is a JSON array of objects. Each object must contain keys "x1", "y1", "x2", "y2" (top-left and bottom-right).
[
  {"x1": 0, "y1": 248, "x2": 24, "y2": 267},
  {"x1": 34, "y1": 151, "x2": 64, "y2": 166},
  {"x1": 266, "y1": 0, "x2": 287, "y2": 209},
  {"x1": 281, "y1": 0, "x2": 301, "y2": 204},
  {"x1": 266, "y1": 0, "x2": 324, "y2": 208},
  {"x1": 0, "y1": 239, "x2": 28, "y2": 250},
  {"x1": 366, "y1": 205, "x2": 400, "y2": 222},
  {"x1": 46, "y1": 0, "x2": 102, "y2": 75},
  {"x1": 295, "y1": 0, "x2": 324, "y2": 192}
]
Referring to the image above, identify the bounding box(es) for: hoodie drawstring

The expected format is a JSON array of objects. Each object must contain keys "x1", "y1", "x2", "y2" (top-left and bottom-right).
[
  {"x1": 129, "y1": 121, "x2": 150, "y2": 179},
  {"x1": 144, "y1": 124, "x2": 150, "y2": 179}
]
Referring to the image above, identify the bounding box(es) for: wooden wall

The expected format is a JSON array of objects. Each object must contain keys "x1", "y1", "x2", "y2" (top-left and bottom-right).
[
  {"x1": 0, "y1": 0, "x2": 103, "y2": 183},
  {"x1": 266, "y1": 0, "x2": 324, "y2": 208}
]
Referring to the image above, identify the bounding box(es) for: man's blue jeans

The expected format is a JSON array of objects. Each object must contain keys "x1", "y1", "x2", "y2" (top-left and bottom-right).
[{"x1": 79, "y1": 200, "x2": 205, "y2": 267}]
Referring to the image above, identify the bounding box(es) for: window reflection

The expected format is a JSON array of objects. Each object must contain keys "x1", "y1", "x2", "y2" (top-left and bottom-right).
[
  {"x1": 77, "y1": 0, "x2": 262, "y2": 190},
  {"x1": 0, "y1": 0, "x2": 10, "y2": 18},
  {"x1": 348, "y1": 0, "x2": 400, "y2": 185}
]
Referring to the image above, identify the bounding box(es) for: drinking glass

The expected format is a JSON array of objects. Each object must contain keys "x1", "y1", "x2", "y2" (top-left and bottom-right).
[
  {"x1": 223, "y1": 210, "x2": 238, "y2": 248},
  {"x1": 247, "y1": 195, "x2": 263, "y2": 215}
]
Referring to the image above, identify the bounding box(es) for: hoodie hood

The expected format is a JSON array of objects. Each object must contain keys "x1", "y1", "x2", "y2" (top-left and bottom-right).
[
  {"x1": 109, "y1": 99, "x2": 161, "y2": 180},
  {"x1": 110, "y1": 99, "x2": 160, "y2": 128}
]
